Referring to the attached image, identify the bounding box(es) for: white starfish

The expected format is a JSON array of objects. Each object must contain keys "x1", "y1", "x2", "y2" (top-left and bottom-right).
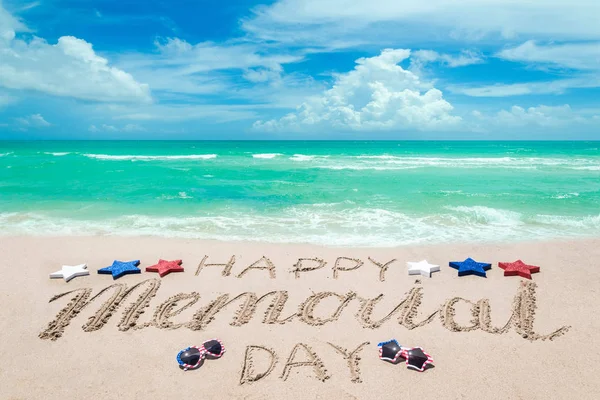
[
  {"x1": 407, "y1": 260, "x2": 440, "y2": 278},
  {"x1": 50, "y1": 264, "x2": 89, "y2": 282}
]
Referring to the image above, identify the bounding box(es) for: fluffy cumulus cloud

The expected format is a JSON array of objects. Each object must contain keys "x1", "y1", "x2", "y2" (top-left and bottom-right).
[
  {"x1": 16, "y1": 113, "x2": 51, "y2": 128},
  {"x1": 254, "y1": 49, "x2": 460, "y2": 132},
  {"x1": 0, "y1": 4, "x2": 151, "y2": 104}
]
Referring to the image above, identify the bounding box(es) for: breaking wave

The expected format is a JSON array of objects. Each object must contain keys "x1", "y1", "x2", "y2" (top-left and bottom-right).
[
  {"x1": 252, "y1": 153, "x2": 283, "y2": 159},
  {"x1": 1, "y1": 206, "x2": 598, "y2": 247}
]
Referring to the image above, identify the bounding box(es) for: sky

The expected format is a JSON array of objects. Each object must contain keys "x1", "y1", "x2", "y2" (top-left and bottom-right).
[{"x1": 0, "y1": 0, "x2": 599, "y2": 139}]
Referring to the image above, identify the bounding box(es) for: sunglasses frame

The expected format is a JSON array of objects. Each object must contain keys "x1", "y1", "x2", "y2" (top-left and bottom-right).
[{"x1": 176, "y1": 339, "x2": 226, "y2": 371}]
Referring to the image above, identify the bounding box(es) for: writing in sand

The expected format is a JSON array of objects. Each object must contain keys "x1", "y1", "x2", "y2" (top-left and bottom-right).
[
  {"x1": 38, "y1": 255, "x2": 570, "y2": 383},
  {"x1": 39, "y1": 254, "x2": 570, "y2": 341}
]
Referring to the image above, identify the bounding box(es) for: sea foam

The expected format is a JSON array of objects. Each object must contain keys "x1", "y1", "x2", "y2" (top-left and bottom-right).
[
  {"x1": 252, "y1": 153, "x2": 282, "y2": 159},
  {"x1": 2, "y1": 208, "x2": 599, "y2": 247}
]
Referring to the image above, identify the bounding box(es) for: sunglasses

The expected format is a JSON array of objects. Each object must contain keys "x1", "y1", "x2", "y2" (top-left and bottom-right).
[
  {"x1": 176, "y1": 339, "x2": 225, "y2": 371},
  {"x1": 377, "y1": 339, "x2": 434, "y2": 372}
]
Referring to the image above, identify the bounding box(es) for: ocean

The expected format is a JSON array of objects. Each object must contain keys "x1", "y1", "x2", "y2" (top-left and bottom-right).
[{"x1": 0, "y1": 141, "x2": 599, "y2": 246}]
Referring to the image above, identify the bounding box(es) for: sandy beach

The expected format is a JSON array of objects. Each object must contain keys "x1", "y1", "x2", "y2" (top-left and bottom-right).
[{"x1": 0, "y1": 235, "x2": 599, "y2": 399}]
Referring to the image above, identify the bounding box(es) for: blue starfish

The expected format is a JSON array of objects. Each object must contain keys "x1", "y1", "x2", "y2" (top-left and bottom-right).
[
  {"x1": 449, "y1": 257, "x2": 491, "y2": 278},
  {"x1": 98, "y1": 260, "x2": 141, "y2": 279}
]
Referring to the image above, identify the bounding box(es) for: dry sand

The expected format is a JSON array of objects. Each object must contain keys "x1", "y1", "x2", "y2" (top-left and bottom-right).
[{"x1": 1, "y1": 236, "x2": 599, "y2": 399}]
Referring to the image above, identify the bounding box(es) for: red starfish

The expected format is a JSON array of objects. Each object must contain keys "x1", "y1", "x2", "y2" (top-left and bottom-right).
[
  {"x1": 146, "y1": 259, "x2": 184, "y2": 277},
  {"x1": 498, "y1": 260, "x2": 540, "y2": 279}
]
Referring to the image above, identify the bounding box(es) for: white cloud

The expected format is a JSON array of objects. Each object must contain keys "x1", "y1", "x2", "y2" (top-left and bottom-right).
[
  {"x1": 0, "y1": 1, "x2": 28, "y2": 39},
  {"x1": 122, "y1": 123, "x2": 145, "y2": 132},
  {"x1": 89, "y1": 124, "x2": 117, "y2": 132},
  {"x1": 412, "y1": 50, "x2": 484, "y2": 67},
  {"x1": 0, "y1": 3, "x2": 150, "y2": 103},
  {"x1": 243, "y1": 0, "x2": 600, "y2": 48},
  {"x1": 243, "y1": 66, "x2": 284, "y2": 83},
  {"x1": 497, "y1": 40, "x2": 600, "y2": 70},
  {"x1": 89, "y1": 123, "x2": 145, "y2": 132},
  {"x1": 0, "y1": 35, "x2": 151, "y2": 103},
  {"x1": 16, "y1": 113, "x2": 51, "y2": 127},
  {"x1": 449, "y1": 76, "x2": 600, "y2": 97},
  {"x1": 254, "y1": 49, "x2": 460, "y2": 132},
  {"x1": 473, "y1": 104, "x2": 591, "y2": 127},
  {"x1": 114, "y1": 38, "x2": 303, "y2": 96},
  {"x1": 17, "y1": 2, "x2": 40, "y2": 12},
  {"x1": 111, "y1": 104, "x2": 260, "y2": 123}
]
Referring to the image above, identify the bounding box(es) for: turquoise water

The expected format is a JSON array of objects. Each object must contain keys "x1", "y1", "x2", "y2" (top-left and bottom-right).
[{"x1": 1, "y1": 141, "x2": 599, "y2": 246}]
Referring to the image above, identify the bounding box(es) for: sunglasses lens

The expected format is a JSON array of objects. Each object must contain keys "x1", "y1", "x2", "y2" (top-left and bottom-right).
[
  {"x1": 180, "y1": 347, "x2": 202, "y2": 366},
  {"x1": 406, "y1": 348, "x2": 428, "y2": 370},
  {"x1": 381, "y1": 342, "x2": 401, "y2": 360},
  {"x1": 203, "y1": 340, "x2": 222, "y2": 356}
]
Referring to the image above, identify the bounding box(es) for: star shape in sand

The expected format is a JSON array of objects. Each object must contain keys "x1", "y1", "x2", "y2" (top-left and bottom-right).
[
  {"x1": 498, "y1": 260, "x2": 540, "y2": 279},
  {"x1": 50, "y1": 264, "x2": 89, "y2": 282},
  {"x1": 449, "y1": 257, "x2": 492, "y2": 278},
  {"x1": 146, "y1": 259, "x2": 184, "y2": 277},
  {"x1": 407, "y1": 260, "x2": 440, "y2": 278},
  {"x1": 98, "y1": 260, "x2": 141, "y2": 279}
]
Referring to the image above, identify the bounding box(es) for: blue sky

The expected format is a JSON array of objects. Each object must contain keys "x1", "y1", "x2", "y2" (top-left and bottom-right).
[{"x1": 0, "y1": 0, "x2": 599, "y2": 139}]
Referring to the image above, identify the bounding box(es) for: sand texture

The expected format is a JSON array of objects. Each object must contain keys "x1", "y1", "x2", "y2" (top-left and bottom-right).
[{"x1": 0, "y1": 236, "x2": 599, "y2": 399}]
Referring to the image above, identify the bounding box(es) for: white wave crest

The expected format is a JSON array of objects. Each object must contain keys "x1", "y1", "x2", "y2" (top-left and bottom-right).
[
  {"x1": 354, "y1": 155, "x2": 400, "y2": 160},
  {"x1": 252, "y1": 153, "x2": 282, "y2": 159},
  {"x1": 317, "y1": 165, "x2": 419, "y2": 171},
  {"x1": 83, "y1": 154, "x2": 218, "y2": 161},
  {"x1": 445, "y1": 206, "x2": 523, "y2": 225},
  {"x1": 318, "y1": 156, "x2": 600, "y2": 170},
  {"x1": 532, "y1": 214, "x2": 600, "y2": 229},
  {"x1": 290, "y1": 154, "x2": 329, "y2": 161},
  {"x1": 44, "y1": 152, "x2": 70, "y2": 156},
  {"x1": 570, "y1": 166, "x2": 600, "y2": 171},
  {"x1": 552, "y1": 192, "x2": 580, "y2": 199}
]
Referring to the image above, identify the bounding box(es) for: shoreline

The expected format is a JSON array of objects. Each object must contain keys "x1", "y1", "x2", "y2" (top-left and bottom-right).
[{"x1": 1, "y1": 236, "x2": 599, "y2": 399}]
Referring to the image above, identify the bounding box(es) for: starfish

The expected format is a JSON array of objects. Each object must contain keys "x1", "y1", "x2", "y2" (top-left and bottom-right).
[
  {"x1": 449, "y1": 257, "x2": 492, "y2": 278},
  {"x1": 498, "y1": 260, "x2": 540, "y2": 279},
  {"x1": 407, "y1": 260, "x2": 440, "y2": 278},
  {"x1": 49, "y1": 263, "x2": 89, "y2": 282},
  {"x1": 146, "y1": 259, "x2": 184, "y2": 277},
  {"x1": 98, "y1": 260, "x2": 141, "y2": 279}
]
